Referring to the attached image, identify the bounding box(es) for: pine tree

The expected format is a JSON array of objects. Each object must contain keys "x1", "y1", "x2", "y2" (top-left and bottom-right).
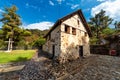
[
  {"x1": 89, "y1": 10, "x2": 113, "y2": 44},
  {"x1": 114, "y1": 21, "x2": 120, "y2": 30},
  {"x1": 0, "y1": 5, "x2": 22, "y2": 51}
]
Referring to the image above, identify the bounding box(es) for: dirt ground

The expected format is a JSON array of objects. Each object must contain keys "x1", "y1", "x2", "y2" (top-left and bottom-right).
[
  {"x1": 50, "y1": 54, "x2": 120, "y2": 80},
  {"x1": 0, "y1": 53, "x2": 120, "y2": 80}
]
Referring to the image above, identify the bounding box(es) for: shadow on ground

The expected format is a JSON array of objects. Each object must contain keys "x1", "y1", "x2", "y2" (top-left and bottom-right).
[{"x1": 38, "y1": 49, "x2": 53, "y2": 59}]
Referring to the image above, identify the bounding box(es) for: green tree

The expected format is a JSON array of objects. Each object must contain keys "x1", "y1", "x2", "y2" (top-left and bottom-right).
[
  {"x1": 0, "y1": 29, "x2": 3, "y2": 38},
  {"x1": 89, "y1": 10, "x2": 113, "y2": 44},
  {"x1": 114, "y1": 21, "x2": 120, "y2": 30},
  {"x1": 23, "y1": 30, "x2": 31, "y2": 36},
  {"x1": 33, "y1": 37, "x2": 46, "y2": 48},
  {"x1": 0, "y1": 5, "x2": 22, "y2": 51},
  {"x1": 101, "y1": 27, "x2": 115, "y2": 37},
  {"x1": 0, "y1": 29, "x2": 5, "y2": 49}
]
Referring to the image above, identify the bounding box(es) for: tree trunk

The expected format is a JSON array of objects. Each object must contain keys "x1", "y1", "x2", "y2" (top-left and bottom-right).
[
  {"x1": 7, "y1": 38, "x2": 10, "y2": 51},
  {"x1": 10, "y1": 38, "x2": 13, "y2": 51}
]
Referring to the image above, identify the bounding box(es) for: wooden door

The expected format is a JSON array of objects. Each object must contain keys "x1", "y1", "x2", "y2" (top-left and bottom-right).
[
  {"x1": 79, "y1": 46, "x2": 83, "y2": 57},
  {"x1": 52, "y1": 45, "x2": 55, "y2": 59}
]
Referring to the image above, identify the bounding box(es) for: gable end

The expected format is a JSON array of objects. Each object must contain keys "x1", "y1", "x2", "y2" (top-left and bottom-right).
[{"x1": 44, "y1": 9, "x2": 92, "y2": 38}]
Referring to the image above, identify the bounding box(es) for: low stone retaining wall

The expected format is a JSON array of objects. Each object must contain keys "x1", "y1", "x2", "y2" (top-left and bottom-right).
[{"x1": 90, "y1": 45, "x2": 109, "y2": 55}]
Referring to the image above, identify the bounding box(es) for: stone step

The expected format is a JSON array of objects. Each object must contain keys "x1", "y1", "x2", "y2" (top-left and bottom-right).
[{"x1": 0, "y1": 65, "x2": 25, "y2": 73}]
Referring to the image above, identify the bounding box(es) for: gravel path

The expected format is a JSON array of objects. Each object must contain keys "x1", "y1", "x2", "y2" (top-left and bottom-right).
[{"x1": 0, "y1": 54, "x2": 120, "y2": 80}]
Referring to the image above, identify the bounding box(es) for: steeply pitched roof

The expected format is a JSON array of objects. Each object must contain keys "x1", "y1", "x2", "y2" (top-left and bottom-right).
[{"x1": 44, "y1": 9, "x2": 92, "y2": 38}]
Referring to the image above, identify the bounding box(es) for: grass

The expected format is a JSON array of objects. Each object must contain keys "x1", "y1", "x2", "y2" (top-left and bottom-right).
[{"x1": 0, "y1": 50, "x2": 36, "y2": 64}]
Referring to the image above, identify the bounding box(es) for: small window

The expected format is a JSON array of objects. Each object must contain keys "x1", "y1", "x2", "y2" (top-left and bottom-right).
[
  {"x1": 84, "y1": 32, "x2": 87, "y2": 36},
  {"x1": 65, "y1": 25, "x2": 70, "y2": 34},
  {"x1": 72, "y1": 28, "x2": 76, "y2": 35},
  {"x1": 77, "y1": 20, "x2": 79, "y2": 25}
]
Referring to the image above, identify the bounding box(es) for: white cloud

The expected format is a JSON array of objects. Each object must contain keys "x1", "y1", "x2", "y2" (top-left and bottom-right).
[
  {"x1": 25, "y1": 3, "x2": 37, "y2": 9},
  {"x1": 97, "y1": 0, "x2": 106, "y2": 2},
  {"x1": 91, "y1": 0, "x2": 120, "y2": 21},
  {"x1": 97, "y1": 0, "x2": 114, "y2": 2},
  {"x1": 71, "y1": 4, "x2": 79, "y2": 9},
  {"x1": 57, "y1": 0, "x2": 62, "y2": 4},
  {"x1": 66, "y1": 3, "x2": 79, "y2": 9},
  {"x1": 25, "y1": 21, "x2": 54, "y2": 30},
  {"x1": 0, "y1": 9, "x2": 4, "y2": 13},
  {"x1": 56, "y1": 0, "x2": 65, "y2": 4},
  {"x1": 49, "y1": 0, "x2": 54, "y2": 6}
]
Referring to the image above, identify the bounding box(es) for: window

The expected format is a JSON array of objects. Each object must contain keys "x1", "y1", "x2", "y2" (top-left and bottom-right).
[
  {"x1": 72, "y1": 28, "x2": 76, "y2": 35},
  {"x1": 65, "y1": 25, "x2": 70, "y2": 34},
  {"x1": 84, "y1": 32, "x2": 87, "y2": 36},
  {"x1": 77, "y1": 20, "x2": 79, "y2": 25}
]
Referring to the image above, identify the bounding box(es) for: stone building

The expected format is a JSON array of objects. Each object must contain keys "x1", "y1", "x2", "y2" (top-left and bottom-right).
[{"x1": 43, "y1": 9, "x2": 92, "y2": 62}]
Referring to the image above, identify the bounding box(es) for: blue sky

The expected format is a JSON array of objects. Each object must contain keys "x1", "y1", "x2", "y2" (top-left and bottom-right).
[{"x1": 0, "y1": 0, "x2": 120, "y2": 30}]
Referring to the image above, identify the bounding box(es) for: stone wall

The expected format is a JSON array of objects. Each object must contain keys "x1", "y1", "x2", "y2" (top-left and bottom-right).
[
  {"x1": 43, "y1": 26, "x2": 61, "y2": 58},
  {"x1": 43, "y1": 14, "x2": 90, "y2": 63},
  {"x1": 90, "y1": 45, "x2": 109, "y2": 55},
  {"x1": 59, "y1": 14, "x2": 90, "y2": 62}
]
